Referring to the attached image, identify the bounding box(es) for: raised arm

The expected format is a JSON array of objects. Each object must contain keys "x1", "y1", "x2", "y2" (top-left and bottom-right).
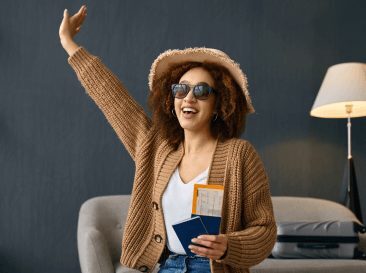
[{"x1": 59, "y1": 6, "x2": 152, "y2": 160}]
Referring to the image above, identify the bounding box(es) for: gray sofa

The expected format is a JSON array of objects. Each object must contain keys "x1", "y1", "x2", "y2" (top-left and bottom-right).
[{"x1": 77, "y1": 196, "x2": 366, "y2": 273}]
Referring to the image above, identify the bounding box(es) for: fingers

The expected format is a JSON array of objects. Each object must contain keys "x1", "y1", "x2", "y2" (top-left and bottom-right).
[
  {"x1": 82, "y1": 5, "x2": 87, "y2": 15},
  {"x1": 188, "y1": 234, "x2": 228, "y2": 259},
  {"x1": 191, "y1": 237, "x2": 220, "y2": 248},
  {"x1": 78, "y1": 8, "x2": 87, "y2": 25},
  {"x1": 77, "y1": 5, "x2": 84, "y2": 14},
  {"x1": 73, "y1": 4, "x2": 86, "y2": 16},
  {"x1": 70, "y1": 5, "x2": 86, "y2": 19},
  {"x1": 73, "y1": 5, "x2": 87, "y2": 27},
  {"x1": 77, "y1": 5, "x2": 87, "y2": 20},
  {"x1": 77, "y1": 5, "x2": 87, "y2": 18},
  {"x1": 196, "y1": 234, "x2": 226, "y2": 243},
  {"x1": 188, "y1": 244, "x2": 224, "y2": 260}
]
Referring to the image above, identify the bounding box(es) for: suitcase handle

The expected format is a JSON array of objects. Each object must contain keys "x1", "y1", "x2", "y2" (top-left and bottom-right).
[{"x1": 297, "y1": 243, "x2": 339, "y2": 249}]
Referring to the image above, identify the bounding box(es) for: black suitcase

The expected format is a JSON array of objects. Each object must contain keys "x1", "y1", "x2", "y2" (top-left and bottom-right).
[{"x1": 272, "y1": 221, "x2": 366, "y2": 259}]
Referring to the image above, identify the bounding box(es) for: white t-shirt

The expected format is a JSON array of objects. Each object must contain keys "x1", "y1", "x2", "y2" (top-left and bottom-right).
[{"x1": 162, "y1": 166, "x2": 209, "y2": 254}]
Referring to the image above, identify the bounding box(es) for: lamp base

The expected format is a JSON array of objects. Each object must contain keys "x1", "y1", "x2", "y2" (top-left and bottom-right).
[{"x1": 340, "y1": 157, "x2": 363, "y2": 223}]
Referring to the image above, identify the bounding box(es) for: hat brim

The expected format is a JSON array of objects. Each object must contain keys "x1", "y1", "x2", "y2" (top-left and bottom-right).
[{"x1": 148, "y1": 47, "x2": 255, "y2": 114}]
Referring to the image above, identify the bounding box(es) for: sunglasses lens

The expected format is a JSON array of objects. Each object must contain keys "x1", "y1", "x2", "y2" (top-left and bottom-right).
[
  {"x1": 172, "y1": 84, "x2": 188, "y2": 99},
  {"x1": 172, "y1": 84, "x2": 214, "y2": 99},
  {"x1": 194, "y1": 85, "x2": 211, "y2": 99}
]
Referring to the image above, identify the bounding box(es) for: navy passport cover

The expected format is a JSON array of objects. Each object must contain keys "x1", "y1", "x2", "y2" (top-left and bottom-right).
[
  {"x1": 172, "y1": 216, "x2": 208, "y2": 256},
  {"x1": 191, "y1": 214, "x2": 221, "y2": 235}
]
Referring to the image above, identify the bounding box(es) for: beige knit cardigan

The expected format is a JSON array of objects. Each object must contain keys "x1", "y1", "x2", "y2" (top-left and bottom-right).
[{"x1": 68, "y1": 47, "x2": 277, "y2": 273}]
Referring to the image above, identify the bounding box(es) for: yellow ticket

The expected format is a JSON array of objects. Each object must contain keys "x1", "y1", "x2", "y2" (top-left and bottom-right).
[{"x1": 192, "y1": 184, "x2": 224, "y2": 216}]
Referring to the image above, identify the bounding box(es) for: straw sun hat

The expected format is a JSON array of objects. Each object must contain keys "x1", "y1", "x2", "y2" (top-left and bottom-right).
[{"x1": 148, "y1": 47, "x2": 255, "y2": 114}]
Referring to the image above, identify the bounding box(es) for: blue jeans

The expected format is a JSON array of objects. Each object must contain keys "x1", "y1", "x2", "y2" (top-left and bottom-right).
[{"x1": 158, "y1": 252, "x2": 211, "y2": 273}]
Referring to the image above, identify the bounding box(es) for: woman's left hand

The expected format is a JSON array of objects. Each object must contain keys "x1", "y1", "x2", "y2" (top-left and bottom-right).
[{"x1": 188, "y1": 234, "x2": 228, "y2": 260}]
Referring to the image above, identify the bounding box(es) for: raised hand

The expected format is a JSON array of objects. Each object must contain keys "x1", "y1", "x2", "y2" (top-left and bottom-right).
[{"x1": 59, "y1": 5, "x2": 87, "y2": 56}]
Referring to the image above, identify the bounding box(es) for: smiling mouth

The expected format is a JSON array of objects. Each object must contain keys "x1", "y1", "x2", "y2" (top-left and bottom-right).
[
  {"x1": 182, "y1": 110, "x2": 197, "y2": 114},
  {"x1": 182, "y1": 111, "x2": 197, "y2": 118},
  {"x1": 181, "y1": 107, "x2": 198, "y2": 114}
]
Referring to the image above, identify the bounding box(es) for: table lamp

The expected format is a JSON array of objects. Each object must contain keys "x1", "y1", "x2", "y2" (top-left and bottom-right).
[{"x1": 310, "y1": 62, "x2": 366, "y2": 223}]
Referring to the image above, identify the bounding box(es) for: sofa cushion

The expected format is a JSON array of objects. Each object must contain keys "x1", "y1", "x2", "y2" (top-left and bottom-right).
[{"x1": 251, "y1": 258, "x2": 366, "y2": 273}]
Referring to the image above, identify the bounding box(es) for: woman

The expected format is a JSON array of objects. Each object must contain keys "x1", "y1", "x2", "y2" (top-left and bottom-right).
[{"x1": 59, "y1": 5, "x2": 276, "y2": 273}]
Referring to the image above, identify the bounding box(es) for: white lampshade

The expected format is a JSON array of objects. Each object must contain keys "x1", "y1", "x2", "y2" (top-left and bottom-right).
[{"x1": 310, "y1": 62, "x2": 366, "y2": 118}]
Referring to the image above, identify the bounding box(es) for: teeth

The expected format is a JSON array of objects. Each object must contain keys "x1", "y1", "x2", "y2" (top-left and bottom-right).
[{"x1": 182, "y1": 107, "x2": 197, "y2": 113}]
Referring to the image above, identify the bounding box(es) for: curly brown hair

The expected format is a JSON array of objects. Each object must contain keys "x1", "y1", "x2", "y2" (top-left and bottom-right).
[{"x1": 148, "y1": 61, "x2": 248, "y2": 149}]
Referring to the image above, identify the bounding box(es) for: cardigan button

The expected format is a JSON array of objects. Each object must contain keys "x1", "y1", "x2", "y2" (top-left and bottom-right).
[
  {"x1": 154, "y1": 234, "x2": 163, "y2": 243},
  {"x1": 152, "y1": 201, "x2": 159, "y2": 210},
  {"x1": 138, "y1": 265, "x2": 149, "y2": 272}
]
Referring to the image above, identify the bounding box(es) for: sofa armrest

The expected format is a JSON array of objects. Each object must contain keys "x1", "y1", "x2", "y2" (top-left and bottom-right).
[{"x1": 78, "y1": 228, "x2": 115, "y2": 273}]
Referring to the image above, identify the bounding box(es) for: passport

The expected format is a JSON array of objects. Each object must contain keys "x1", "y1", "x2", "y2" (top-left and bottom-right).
[
  {"x1": 172, "y1": 216, "x2": 209, "y2": 256},
  {"x1": 191, "y1": 214, "x2": 221, "y2": 235}
]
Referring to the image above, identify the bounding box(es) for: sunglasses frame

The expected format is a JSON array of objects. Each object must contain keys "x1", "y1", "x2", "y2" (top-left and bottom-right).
[{"x1": 171, "y1": 83, "x2": 216, "y2": 100}]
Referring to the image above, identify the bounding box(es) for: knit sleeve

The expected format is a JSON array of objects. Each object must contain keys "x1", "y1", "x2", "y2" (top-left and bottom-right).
[
  {"x1": 67, "y1": 46, "x2": 152, "y2": 161},
  {"x1": 215, "y1": 142, "x2": 277, "y2": 268}
]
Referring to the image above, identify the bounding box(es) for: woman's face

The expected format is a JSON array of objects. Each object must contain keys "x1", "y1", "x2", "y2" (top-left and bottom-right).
[{"x1": 174, "y1": 67, "x2": 217, "y2": 134}]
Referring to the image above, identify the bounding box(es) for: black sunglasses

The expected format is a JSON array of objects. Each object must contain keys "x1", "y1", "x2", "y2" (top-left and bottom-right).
[{"x1": 171, "y1": 83, "x2": 216, "y2": 100}]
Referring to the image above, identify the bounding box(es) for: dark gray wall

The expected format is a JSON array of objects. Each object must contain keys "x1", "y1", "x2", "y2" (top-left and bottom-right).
[{"x1": 1, "y1": 0, "x2": 365, "y2": 272}]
